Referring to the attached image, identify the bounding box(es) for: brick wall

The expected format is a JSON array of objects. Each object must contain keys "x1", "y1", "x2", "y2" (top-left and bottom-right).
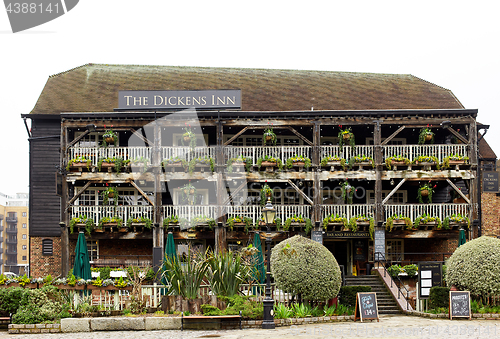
[
  {"x1": 30, "y1": 236, "x2": 62, "y2": 278},
  {"x1": 481, "y1": 192, "x2": 500, "y2": 237}
]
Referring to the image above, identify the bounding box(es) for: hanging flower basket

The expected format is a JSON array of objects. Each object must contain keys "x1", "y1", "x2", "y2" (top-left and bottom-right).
[{"x1": 420, "y1": 189, "x2": 429, "y2": 197}]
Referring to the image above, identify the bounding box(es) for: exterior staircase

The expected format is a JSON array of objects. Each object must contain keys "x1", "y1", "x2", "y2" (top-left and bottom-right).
[{"x1": 344, "y1": 275, "x2": 401, "y2": 315}]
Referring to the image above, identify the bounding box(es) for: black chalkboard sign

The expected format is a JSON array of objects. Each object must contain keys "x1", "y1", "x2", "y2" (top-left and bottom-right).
[
  {"x1": 354, "y1": 292, "x2": 379, "y2": 322},
  {"x1": 449, "y1": 291, "x2": 471, "y2": 320}
]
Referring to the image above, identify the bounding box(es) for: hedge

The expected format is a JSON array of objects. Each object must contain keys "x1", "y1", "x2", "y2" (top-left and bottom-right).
[
  {"x1": 338, "y1": 286, "x2": 371, "y2": 307},
  {"x1": 429, "y1": 286, "x2": 450, "y2": 309}
]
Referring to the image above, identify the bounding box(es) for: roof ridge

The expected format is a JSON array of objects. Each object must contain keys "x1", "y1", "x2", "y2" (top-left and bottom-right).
[
  {"x1": 49, "y1": 63, "x2": 94, "y2": 78},
  {"x1": 410, "y1": 74, "x2": 465, "y2": 108}
]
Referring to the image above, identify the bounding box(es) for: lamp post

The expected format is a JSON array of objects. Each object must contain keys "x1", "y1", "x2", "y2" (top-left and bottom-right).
[{"x1": 261, "y1": 197, "x2": 276, "y2": 329}]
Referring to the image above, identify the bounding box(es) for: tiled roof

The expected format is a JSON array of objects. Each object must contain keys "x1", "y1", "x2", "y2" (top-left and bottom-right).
[
  {"x1": 30, "y1": 64, "x2": 464, "y2": 114},
  {"x1": 479, "y1": 137, "x2": 497, "y2": 160}
]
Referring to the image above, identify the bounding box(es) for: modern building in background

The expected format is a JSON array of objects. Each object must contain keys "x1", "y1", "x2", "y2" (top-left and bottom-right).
[
  {"x1": 23, "y1": 64, "x2": 496, "y2": 278},
  {"x1": 0, "y1": 192, "x2": 29, "y2": 275}
]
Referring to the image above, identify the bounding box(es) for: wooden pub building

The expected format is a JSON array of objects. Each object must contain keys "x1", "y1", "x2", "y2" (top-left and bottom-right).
[{"x1": 24, "y1": 64, "x2": 485, "y2": 278}]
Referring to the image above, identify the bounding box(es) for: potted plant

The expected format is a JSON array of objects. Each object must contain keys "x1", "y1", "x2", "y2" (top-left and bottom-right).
[
  {"x1": 348, "y1": 215, "x2": 375, "y2": 238},
  {"x1": 263, "y1": 127, "x2": 277, "y2": 146},
  {"x1": 102, "y1": 187, "x2": 118, "y2": 206},
  {"x1": 283, "y1": 215, "x2": 312, "y2": 234},
  {"x1": 162, "y1": 156, "x2": 188, "y2": 171},
  {"x1": 227, "y1": 156, "x2": 252, "y2": 173},
  {"x1": 188, "y1": 156, "x2": 215, "y2": 174},
  {"x1": 338, "y1": 127, "x2": 355, "y2": 148},
  {"x1": 348, "y1": 155, "x2": 375, "y2": 170},
  {"x1": 322, "y1": 214, "x2": 348, "y2": 231},
  {"x1": 260, "y1": 183, "x2": 273, "y2": 206},
  {"x1": 442, "y1": 213, "x2": 470, "y2": 230},
  {"x1": 126, "y1": 216, "x2": 153, "y2": 231},
  {"x1": 413, "y1": 155, "x2": 440, "y2": 169},
  {"x1": 341, "y1": 181, "x2": 354, "y2": 204},
  {"x1": 285, "y1": 155, "x2": 312, "y2": 170},
  {"x1": 441, "y1": 154, "x2": 469, "y2": 169},
  {"x1": 180, "y1": 182, "x2": 197, "y2": 204},
  {"x1": 385, "y1": 214, "x2": 413, "y2": 232},
  {"x1": 413, "y1": 214, "x2": 442, "y2": 230},
  {"x1": 417, "y1": 183, "x2": 435, "y2": 203},
  {"x1": 226, "y1": 215, "x2": 254, "y2": 232},
  {"x1": 418, "y1": 127, "x2": 434, "y2": 145},
  {"x1": 66, "y1": 156, "x2": 92, "y2": 171},
  {"x1": 385, "y1": 155, "x2": 411, "y2": 169},
  {"x1": 98, "y1": 216, "x2": 123, "y2": 231},
  {"x1": 192, "y1": 215, "x2": 216, "y2": 230},
  {"x1": 97, "y1": 157, "x2": 130, "y2": 174},
  {"x1": 182, "y1": 125, "x2": 197, "y2": 148},
  {"x1": 163, "y1": 215, "x2": 179, "y2": 228},
  {"x1": 69, "y1": 214, "x2": 95, "y2": 235},
  {"x1": 320, "y1": 155, "x2": 347, "y2": 170},
  {"x1": 102, "y1": 129, "x2": 118, "y2": 147},
  {"x1": 129, "y1": 157, "x2": 150, "y2": 173},
  {"x1": 257, "y1": 155, "x2": 283, "y2": 171}
]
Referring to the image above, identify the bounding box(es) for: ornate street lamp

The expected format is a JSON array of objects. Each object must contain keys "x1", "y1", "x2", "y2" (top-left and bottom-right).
[{"x1": 261, "y1": 197, "x2": 276, "y2": 329}]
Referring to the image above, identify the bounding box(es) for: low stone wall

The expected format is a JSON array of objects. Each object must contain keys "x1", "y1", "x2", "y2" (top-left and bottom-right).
[
  {"x1": 8, "y1": 323, "x2": 61, "y2": 334},
  {"x1": 408, "y1": 310, "x2": 500, "y2": 320}
]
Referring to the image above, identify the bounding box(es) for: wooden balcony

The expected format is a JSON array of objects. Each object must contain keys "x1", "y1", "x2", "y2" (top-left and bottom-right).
[
  {"x1": 384, "y1": 203, "x2": 470, "y2": 222},
  {"x1": 322, "y1": 204, "x2": 375, "y2": 220},
  {"x1": 69, "y1": 205, "x2": 154, "y2": 225},
  {"x1": 383, "y1": 144, "x2": 468, "y2": 163}
]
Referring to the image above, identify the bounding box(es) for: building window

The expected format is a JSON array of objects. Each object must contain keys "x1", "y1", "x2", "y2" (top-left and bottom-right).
[
  {"x1": 22, "y1": 234, "x2": 27, "y2": 239},
  {"x1": 22, "y1": 245, "x2": 27, "y2": 250},
  {"x1": 22, "y1": 256, "x2": 27, "y2": 261},
  {"x1": 367, "y1": 191, "x2": 407, "y2": 204},
  {"x1": 386, "y1": 240, "x2": 404, "y2": 262},
  {"x1": 87, "y1": 240, "x2": 99, "y2": 262},
  {"x1": 22, "y1": 212, "x2": 27, "y2": 217},
  {"x1": 42, "y1": 239, "x2": 53, "y2": 255},
  {"x1": 22, "y1": 223, "x2": 27, "y2": 228}
]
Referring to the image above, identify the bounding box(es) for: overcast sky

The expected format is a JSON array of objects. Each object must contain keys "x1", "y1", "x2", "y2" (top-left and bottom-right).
[{"x1": 1, "y1": 1, "x2": 499, "y2": 196}]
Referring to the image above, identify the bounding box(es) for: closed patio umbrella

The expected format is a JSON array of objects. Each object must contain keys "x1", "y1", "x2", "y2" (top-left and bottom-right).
[
  {"x1": 73, "y1": 232, "x2": 91, "y2": 280},
  {"x1": 458, "y1": 228, "x2": 467, "y2": 247},
  {"x1": 252, "y1": 232, "x2": 266, "y2": 284},
  {"x1": 162, "y1": 232, "x2": 177, "y2": 286}
]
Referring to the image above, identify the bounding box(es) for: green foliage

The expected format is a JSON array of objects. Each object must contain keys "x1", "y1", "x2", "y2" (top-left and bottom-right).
[
  {"x1": 285, "y1": 155, "x2": 312, "y2": 169},
  {"x1": 322, "y1": 214, "x2": 348, "y2": 229},
  {"x1": 162, "y1": 156, "x2": 188, "y2": 170},
  {"x1": 66, "y1": 156, "x2": 92, "y2": 171},
  {"x1": 99, "y1": 267, "x2": 111, "y2": 280},
  {"x1": 347, "y1": 215, "x2": 374, "y2": 238},
  {"x1": 387, "y1": 264, "x2": 402, "y2": 277},
  {"x1": 274, "y1": 303, "x2": 294, "y2": 319},
  {"x1": 227, "y1": 156, "x2": 252, "y2": 173},
  {"x1": 341, "y1": 181, "x2": 354, "y2": 204},
  {"x1": 385, "y1": 155, "x2": 411, "y2": 169},
  {"x1": 283, "y1": 215, "x2": 312, "y2": 234},
  {"x1": 271, "y1": 235, "x2": 342, "y2": 301},
  {"x1": 0, "y1": 287, "x2": 24, "y2": 315},
  {"x1": 417, "y1": 183, "x2": 435, "y2": 204},
  {"x1": 263, "y1": 127, "x2": 277, "y2": 146},
  {"x1": 98, "y1": 216, "x2": 123, "y2": 229},
  {"x1": 418, "y1": 127, "x2": 434, "y2": 145},
  {"x1": 446, "y1": 236, "x2": 500, "y2": 299},
  {"x1": 429, "y1": 287, "x2": 450, "y2": 309},
  {"x1": 413, "y1": 214, "x2": 441, "y2": 230},
  {"x1": 102, "y1": 129, "x2": 118, "y2": 147},
  {"x1": 202, "y1": 295, "x2": 263, "y2": 319},
  {"x1": 182, "y1": 126, "x2": 197, "y2": 148},
  {"x1": 226, "y1": 215, "x2": 254, "y2": 233},
  {"x1": 126, "y1": 216, "x2": 153, "y2": 229},
  {"x1": 260, "y1": 183, "x2": 273, "y2": 206},
  {"x1": 442, "y1": 214, "x2": 470, "y2": 230},
  {"x1": 12, "y1": 286, "x2": 71, "y2": 324},
  {"x1": 256, "y1": 155, "x2": 283, "y2": 172},
  {"x1": 69, "y1": 215, "x2": 95, "y2": 235},
  {"x1": 188, "y1": 156, "x2": 214, "y2": 174},
  {"x1": 130, "y1": 157, "x2": 149, "y2": 173},
  {"x1": 102, "y1": 187, "x2": 118, "y2": 206},
  {"x1": 348, "y1": 155, "x2": 374, "y2": 169},
  {"x1": 97, "y1": 157, "x2": 129, "y2": 174},
  {"x1": 320, "y1": 155, "x2": 347, "y2": 170},
  {"x1": 163, "y1": 215, "x2": 179, "y2": 228},
  {"x1": 292, "y1": 303, "x2": 313, "y2": 318},
  {"x1": 403, "y1": 264, "x2": 418, "y2": 278},
  {"x1": 385, "y1": 214, "x2": 413, "y2": 232},
  {"x1": 206, "y1": 250, "x2": 252, "y2": 297},
  {"x1": 338, "y1": 127, "x2": 355, "y2": 148},
  {"x1": 413, "y1": 155, "x2": 440, "y2": 169},
  {"x1": 338, "y1": 286, "x2": 371, "y2": 307},
  {"x1": 441, "y1": 154, "x2": 469, "y2": 169}
]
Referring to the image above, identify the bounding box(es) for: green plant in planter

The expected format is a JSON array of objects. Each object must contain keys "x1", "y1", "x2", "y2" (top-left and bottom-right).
[
  {"x1": 102, "y1": 187, "x2": 119, "y2": 206},
  {"x1": 322, "y1": 214, "x2": 348, "y2": 229},
  {"x1": 180, "y1": 182, "x2": 197, "y2": 204},
  {"x1": 227, "y1": 215, "x2": 254, "y2": 232},
  {"x1": 441, "y1": 154, "x2": 470, "y2": 169},
  {"x1": 227, "y1": 156, "x2": 252, "y2": 173},
  {"x1": 442, "y1": 213, "x2": 470, "y2": 230},
  {"x1": 162, "y1": 215, "x2": 179, "y2": 228},
  {"x1": 413, "y1": 155, "x2": 440, "y2": 169},
  {"x1": 66, "y1": 156, "x2": 92, "y2": 171},
  {"x1": 129, "y1": 157, "x2": 149, "y2": 173},
  {"x1": 97, "y1": 157, "x2": 130, "y2": 174},
  {"x1": 98, "y1": 216, "x2": 123, "y2": 229},
  {"x1": 385, "y1": 155, "x2": 411, "y2": 169},
  {"x1": 283, "y1": 215, "x2": 311, "y2": 233},
  {"x1": 69, "y1": 215, "x2": 95, "y2": 235},
  {"x1": 418, "y1": 127, "x2": 434, "y2": 145},
  {"x1": 348, "y1": 215, "x2": 375, "y2": 238},
  {"x1": 182, "y1": 126, "x2": 197, "y2": 148},
  {"x1": 263, "y1": 127, "x2": 277, "y2": 146},
  {"x1": 348, "y1": 155, "x2": 375, "y2": 169},
  {"x1": 188, "y1": 156, "x2": 214, "y2": 174},
  {"x1": 102, "y1": 129, "x2": 118, "y2": 147},
  {"x1": 413, "y1": 214, "x2": 442, "y2": 230},
  {"x1": 257, "y1": 155, "x2": 283, "y2": 171},
  {"x1": 385, "y1": 214, "x2": 413, "y2": 232},
  {"x1": 341, "y1": 181, "x2": 355, "y2": 204},
  {"x1": 320, "y1": 155, "x2": 347, "y2": 170},
  {"x1": 417, "y1": 183, "x2": 435, "y2": 204},
  {"x1": 126, "y1": 216, "x2": 153, "y2": 229},
  {"x1": 285, "y1": 155, "x2": 311, "y2": 169},
  {"x1": 338, "y1": 127, "x2": 355, "y2": 148},
  {"x1": 403, "y1": 264, "x2": 418, "y2": 278},
  {"x1": 191, "y1": 215, "x2": 216, "y2": 230},
  {"x1": 162, "y1": 156, "x2": 188, "y2": 170},
  {"x1": 387, "y1": 264, "x2": 402, "y2": 278},
  {"x1": 260, "y1": 183, "x2": 273, "y2": 206}
]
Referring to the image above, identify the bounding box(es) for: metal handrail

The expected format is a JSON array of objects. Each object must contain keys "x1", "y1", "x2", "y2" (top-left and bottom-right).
[{"x1": 374, "y1": 252, "x2": 412, "y2": 311}]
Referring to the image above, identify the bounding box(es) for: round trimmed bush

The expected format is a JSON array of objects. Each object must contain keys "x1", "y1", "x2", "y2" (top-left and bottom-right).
[
  {"x1": 270, "y1": 235, "x2": 341, "y2": 301},
  {"x1": 446, "y1": 236, "x2": 500, "y2": 298}
]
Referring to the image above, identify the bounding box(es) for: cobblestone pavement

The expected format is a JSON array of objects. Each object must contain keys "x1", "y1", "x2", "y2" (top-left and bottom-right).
[{"x1": 1, "y1": 315, "x2": 500, "y2": 339}]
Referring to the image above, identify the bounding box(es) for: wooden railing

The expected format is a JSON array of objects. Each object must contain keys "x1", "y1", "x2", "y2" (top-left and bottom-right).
[
  {"x1": 69, "y1": 147, "x2": 152, "y2": 167},
  {"x1": 320, "y1": 145, "x2": 373, "y2": 159},
  {"x1": 161, "y1": 146, "x2": 216, "y2": 162},
  {"x1": 384, "y1": 203, "x2": 470, "y2": 221},
  {"x1": 69, "y1": 205, "x2": 154, "y2": 224},
  {"x1": 224, "y1": 146, "x2": 312, "y2": 165},
  {"x1": 322, "y1": 204, "x2": 375, "y2": 220},
  {"x1": 383, "y1": 144, "x2": 468, "y2": 162}
]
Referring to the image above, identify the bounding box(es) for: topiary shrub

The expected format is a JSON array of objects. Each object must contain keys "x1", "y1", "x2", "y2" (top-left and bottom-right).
[
  {"x1": 270, "y1": 235, "x2": 341, "y2": 301},
  {"x1": 12, "y1": 285, "x2": 71, "y2": 324},
  {"x1": 0, "y1": 287, "x2": 24, "y2": 315},
  {"x1": 446, "y1": 236, "x2": 500, "y2": 299},
  {"x1": 429, "y1": 286, "x2": 450, "y2": 309},
  {"x1": 338, "y1": 286, "x2": 372, "y2": 307}
]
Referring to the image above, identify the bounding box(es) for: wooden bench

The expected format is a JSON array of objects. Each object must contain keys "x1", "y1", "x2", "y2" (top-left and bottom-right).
[
  {"x1": 181, "y1": 313, "x2": 241, "y2": 330},
  {"x1": 0, "y1": 316, "x2": 11, "y2": 325}
]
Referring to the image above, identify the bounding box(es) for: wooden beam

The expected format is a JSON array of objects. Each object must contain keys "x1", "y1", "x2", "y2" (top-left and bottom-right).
[
  {"x1": 382, "y1": 178, "x2": 406, "y2": 204},
  {"x1": 446, "y1": 179, "x2": 470, "y2": 204},
  {"x1": 224, "y1": 127, "x2": 248, "y2": 146},
  {"x1": 66, "y1": 181, "x2": 92, "y2": 209},
  {"x1": 287, "y1": 179, "x2": 314, "y2": 205},
  {"x1": 130, "y1": 128, "x2": 153, "y2": 146},
  {"x1": 222, "y1": 180, "x2": 248, "y2": 205},
  {"x1": 66, "y1": 130, "x2": 90, "y2": 151},
  {"x1": 381, "y1": 126, "x2": 406, "y2": 145},
  {"x1": 447, "y1": 127, "x2": 468, "y2": 144},
  {"x1": 129, "y1": 180, "x2": 155, "y2": 206},
  {"x1": 286, "y1": 126, "x2": 313, "y2": 146}
]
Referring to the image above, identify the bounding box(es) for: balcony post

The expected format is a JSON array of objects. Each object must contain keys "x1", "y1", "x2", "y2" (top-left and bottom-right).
[{"x1": 374, "y1": 120, "x2": 384, "y2": 222}]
